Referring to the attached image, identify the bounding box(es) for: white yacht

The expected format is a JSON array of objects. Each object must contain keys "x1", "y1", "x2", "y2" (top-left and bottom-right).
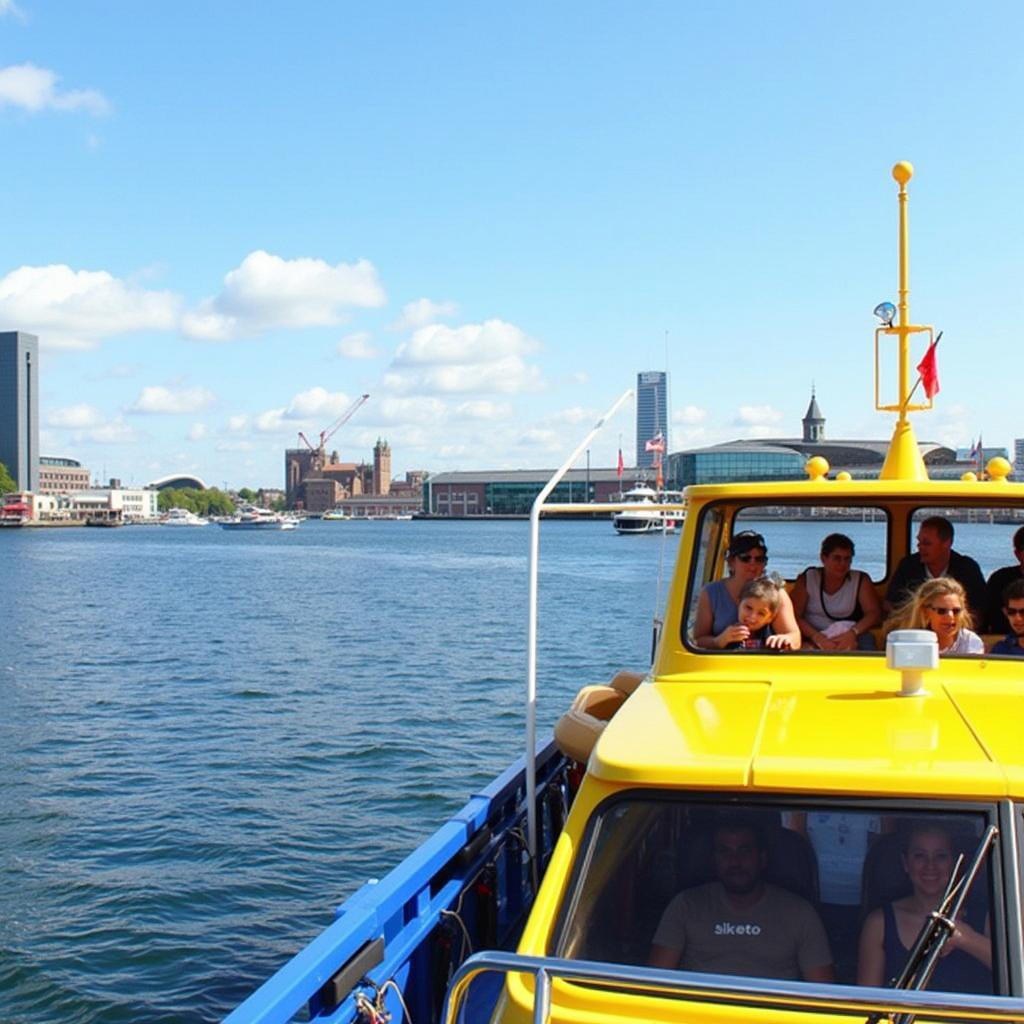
[
  {"x1": 611, "y1": 484, "x2": 685, "y2": 535},
  {"x1": 161, "y1": 508, "x2": 208, "y2": 527},
  {"x1": 219, "y1": 506, "x2": 298, "y2": 531}
]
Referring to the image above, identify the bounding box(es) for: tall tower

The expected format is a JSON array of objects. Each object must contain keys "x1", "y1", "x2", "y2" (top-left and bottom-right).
[
  {"x1": 373, "y1": 438, "x2": 391, "y2": 496},
  {"x1": 635, "y1": 371, "x2": 668, "y2": 469},
  {"x1": 802, "y1": 387, "x2": 825, "y2": 443},
  {"x1": 0, "y1": 331, "x2": 40, "y2": 491}
]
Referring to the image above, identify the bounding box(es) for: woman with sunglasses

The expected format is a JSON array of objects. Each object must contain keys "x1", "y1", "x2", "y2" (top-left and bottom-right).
[
  {"x1": 884, "y1": 577, "x2": 984, "y2": 655},
  {"x1": 693, "y1": 531, "x2": 801, "y2": 650}
]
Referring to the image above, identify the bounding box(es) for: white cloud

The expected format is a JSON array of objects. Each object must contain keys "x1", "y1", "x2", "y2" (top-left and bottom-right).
[
  {"x1": 0, "y1": 1, "x2": 25, "y2": 20},
  {"x1": 81, "y1": 417, "x2": 138, "y2": 445},
  {"x1": 182, "y1": 250, "x2": 386, "y2": 341},
  {"x1": 387, "y1": 319, "x2": 542, "y2": 395},
  {"x1": 47, "y1": 403, "x2": 105, "y2": 429},
  {"x1": 186, "y1": 423, "x2": 208, "y2": 441},
  {"x1": 391, "y1": 297, "x2": 459, "y2": 331},
  {"x1": 337, "y1": 330, "x2": 378, "y2": 359},
  {"x1": 374, "y1": 395, "x2": 448, "y2": 424},
  {"x1": 215, "y1": 439, "x2": 255, "y2": 453},
  {"x1": 127, "y1": 385, "x2": 216, "y2": 415},
  {"x1": 248, "y1": 387, "x2": 361, "y2": 437},
  {"x1": 734, "y1": 404, "x2": 785, "y2": 427},
  {"x1": 0, "y1": 63, "x2": 109, "y2": 115},
  {"x1": 674, "y1": 405, "x2": 707, "y2": 426},
  {"x1": 454, "y1": 400, "x2": 512, "y2": 421},
  {"x1": 0, "y1": 264, "x2": 180, "y2": 349},
  {"x1": 227, "y1": 414, "x2": 249, "y2": 433}
]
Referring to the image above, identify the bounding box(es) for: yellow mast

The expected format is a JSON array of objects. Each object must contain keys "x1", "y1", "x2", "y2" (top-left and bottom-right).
[{"x1": 877, "y1": 161, "x2": 932, "y2": 481}]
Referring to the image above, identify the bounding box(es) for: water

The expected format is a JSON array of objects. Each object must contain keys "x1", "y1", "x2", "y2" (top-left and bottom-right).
[{"x1": 0, "y1": 518, "x2": 1017, "y2": 1023}]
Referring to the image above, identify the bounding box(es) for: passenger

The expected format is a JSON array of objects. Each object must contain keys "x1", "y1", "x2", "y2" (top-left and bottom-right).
[
  {"x1": 693, "y1": 531, "x2": 801, "y2": 650},
  {"x1": 857, "y1": 823, "x2": 992, "y2": 993},
  {"x1": 791, "y1": 533, "x2": 882, "y2": 651},
  {"x1": 988, "y1": 578, "x2": 1024, "y2": 656},
  {"x1": 649, "y1": 819, "x2": 834, "y2": 982},
  {"x1": 884, "y1": 516, "x2": 986, "y2": 629},
  {"x1": 724, "y1": 578, "x2": 794, "y2": 650},
  {"x1": 984, "y1": 525, "x2": 1024, "y2": 634},
  {"x1": 884, "y1": 578, "x2": 984, "y2": 655}
]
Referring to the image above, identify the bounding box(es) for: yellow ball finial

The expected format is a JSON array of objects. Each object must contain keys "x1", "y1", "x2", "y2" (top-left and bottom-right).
[
  {"x1": 987, "y1": 456, "x2": 1012, "y2": 482},
  {"x1": 836, "y1": 471, "x2": 852, "y2": 482},
  {"x1": 961, "y1": 471, "x2": 978, "y2": 483},
  {"x1": 892, "y1": 161, "x2": 914, "y2": 186},
  {"x1": 806, "y1": 456, "x2": 829, "y2": 481}
]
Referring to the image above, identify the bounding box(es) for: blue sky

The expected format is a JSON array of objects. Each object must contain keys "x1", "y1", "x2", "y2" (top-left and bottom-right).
[{"x1": 2, "y1": 1, "x2": 1023, "y2": 488}]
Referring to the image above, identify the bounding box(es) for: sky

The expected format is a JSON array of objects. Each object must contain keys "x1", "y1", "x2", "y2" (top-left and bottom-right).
[{"x1": 2, "y1": 1, "x2": 1023, "y2": 489}]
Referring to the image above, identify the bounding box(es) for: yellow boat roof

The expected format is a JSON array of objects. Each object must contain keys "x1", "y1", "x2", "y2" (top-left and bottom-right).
[{"x1": 591, "y1": 670, "x2": 1022, "y2": 799}]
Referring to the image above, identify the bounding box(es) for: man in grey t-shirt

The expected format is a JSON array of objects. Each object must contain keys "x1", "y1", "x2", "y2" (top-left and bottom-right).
[{"x1": 649, "y1": 821, "x2": 834, "y2": 982}]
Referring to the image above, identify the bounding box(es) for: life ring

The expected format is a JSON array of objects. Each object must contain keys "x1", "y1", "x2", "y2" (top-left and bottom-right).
[{"x1": 553, "y1": 670, "x2": 645, "y2": 764}]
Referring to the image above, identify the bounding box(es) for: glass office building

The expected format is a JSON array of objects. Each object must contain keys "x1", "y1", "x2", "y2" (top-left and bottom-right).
[
  {"x1": 0, "y1": 331, "x2": 39, "y2": 492},
  {"x1": 636, "y1": 371, "x2": 668, "y2": 469}
]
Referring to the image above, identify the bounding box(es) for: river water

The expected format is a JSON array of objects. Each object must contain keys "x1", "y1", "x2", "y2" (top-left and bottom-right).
[{"x1": 0, "y1": 518, "x2": 1018, "y2": 1022}]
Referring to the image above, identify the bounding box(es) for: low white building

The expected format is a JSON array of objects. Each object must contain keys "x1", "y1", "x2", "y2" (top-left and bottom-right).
[{"x1": 68, "y1": 487, "x2": 160, "y2": 522}]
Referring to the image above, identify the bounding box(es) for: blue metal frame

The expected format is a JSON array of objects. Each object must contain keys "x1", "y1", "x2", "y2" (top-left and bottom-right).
[{"x1": 225, "y1": 740, "x2": 570, "y2": 1024}]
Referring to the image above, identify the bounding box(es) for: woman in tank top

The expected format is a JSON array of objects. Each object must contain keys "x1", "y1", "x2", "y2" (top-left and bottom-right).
[
  {"x1": 693, "y1": 530, "x2": 801, "y2": 649},
  {"x1": 791, "y1": 533, "x2": 882, "y2": 651},
  {"x1": 857, "y1": 824, "x2": 992, "y2": 994}
]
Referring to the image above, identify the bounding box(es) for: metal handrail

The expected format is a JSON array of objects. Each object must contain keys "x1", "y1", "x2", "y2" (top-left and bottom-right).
[
  {"x1": 524, "y1": 390, "x2": 633, "y2": 876},
  {"x1": 442, "y1": 951, "x2": 1024, "y2": 1024}
]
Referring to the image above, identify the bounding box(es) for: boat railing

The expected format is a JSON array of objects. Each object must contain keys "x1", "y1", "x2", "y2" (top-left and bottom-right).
[
  {"x1": 442, "y1": 951, "x2": 1024, "y2": 1024},
  {"x1": 224, "y1": 740, "x2": 569, "y2": 1024}
]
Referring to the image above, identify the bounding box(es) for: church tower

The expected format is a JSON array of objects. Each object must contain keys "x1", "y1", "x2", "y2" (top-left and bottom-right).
[
  {"x1": 802, "y1": 387, "x2": 825, "y2": 443},
  {"x1": 373, "y1": 438, "x2": 391, "y2": 496}
]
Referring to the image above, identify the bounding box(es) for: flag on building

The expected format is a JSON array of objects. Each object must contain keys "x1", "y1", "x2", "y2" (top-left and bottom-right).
[
  {"x1": 915, "y1": 338, "x2": 941, "y2": 399},
  {"x1": 645, "y1": 432, "x2": 665, "y2": 454},
  {"x1": 616, "y1": 448, "x2": 624, "y2": 479},
  {"x1": 969, "y1": 435, "x2": 983, "y2": 463}
]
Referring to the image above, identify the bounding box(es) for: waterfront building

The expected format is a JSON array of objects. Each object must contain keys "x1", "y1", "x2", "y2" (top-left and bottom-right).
[
  {"x1": 1014, "y1": 438, "x2": 1024, "y2": 478},
  {"x1": 0, "y1": 331, "x2": 40, "y2": 491},
  {"x1": 68, "y1": 486, "x2": 160, "y2": 522},
  {"x1": 373, "y1": 438, "x2": 391, "y2": 496},
  {"x1": 665, "y1": 389, "x2": 959, "y2": 487},
  {"x1": 424, "y1": 469, "x2": 625, "y2": 516},
  {"x1": 148, "y1": 473, "x2": 209, "y2": 491},
  {"x1": 39, "y1": 456, "x2": 91, "y2": 495},
  {"x1": 635, "y1": 371, "x2": 668, "y2": 469}
]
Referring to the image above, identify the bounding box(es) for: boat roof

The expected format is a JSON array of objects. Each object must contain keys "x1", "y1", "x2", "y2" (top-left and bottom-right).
[
  {"x1": 685, "y1": 475, "x2": 1024, "y2": 502},
  {"x1": 591, "y1": 670, "x2": 1023, "y2": 799}
]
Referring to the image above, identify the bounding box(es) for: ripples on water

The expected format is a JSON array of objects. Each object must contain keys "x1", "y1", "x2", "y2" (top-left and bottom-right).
[{"x1": 1, "y1": 519, "x2": 1017, "y2": 1022}]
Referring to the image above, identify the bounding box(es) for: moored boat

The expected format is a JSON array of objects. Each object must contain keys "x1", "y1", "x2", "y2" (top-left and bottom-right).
[
  {"x1": 219, "y1": 505, "x2": 298, "y2": 531},
  {"x1": 227, "y1": 165, "x2": 1024, "y2": 1024},
  {"x1": 161, "y1": 507, "x2": 209, "y2": 526},
  {"x1": 611, "y1": 482, "x2": 686, "y2": 534}
]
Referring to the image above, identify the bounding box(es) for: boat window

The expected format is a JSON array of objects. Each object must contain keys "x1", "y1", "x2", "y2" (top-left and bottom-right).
[
  {"x1": 683, "y1": 504, "x2": 888, "y2": 652},
  {"x1": 552, "y1": 798, "x2": 999, "y2": 994},
  {"x1": 909, "y1": 507, "x2": 1024, "y2": 580}
]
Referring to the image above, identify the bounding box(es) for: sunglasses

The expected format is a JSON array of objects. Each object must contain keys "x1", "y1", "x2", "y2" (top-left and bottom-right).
[
  {"x1": 927, "y1": 605, "x2": 962, "y2": 616},
  {"x1": 736, "y1": 554, "x2": 768, "y2": 564},
  {"x1": 1005, "y1": 607, "x2": 1024, "y2": 618}
]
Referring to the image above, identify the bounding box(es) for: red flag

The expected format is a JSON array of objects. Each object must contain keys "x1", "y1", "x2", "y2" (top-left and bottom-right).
[
  {"x1": 616, "y1": 448, "x2": 624, "y2": 479},
  {"x1": 916, "y1": 339, "x2": 940, "y2": 399}
]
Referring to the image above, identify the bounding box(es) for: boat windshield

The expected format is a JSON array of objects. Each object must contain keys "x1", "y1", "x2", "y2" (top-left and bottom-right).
[
  {"x1": 682, "y1": 501, "x2": 1024, "y2": 656},
  {"x1": 552, "y1": 796, "x2": 998, "y2": 994}
]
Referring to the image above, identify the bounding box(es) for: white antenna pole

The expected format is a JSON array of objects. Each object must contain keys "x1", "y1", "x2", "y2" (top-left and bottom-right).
[{"x1": 525, "y1": 389, "x2": 632, "y2": 882}]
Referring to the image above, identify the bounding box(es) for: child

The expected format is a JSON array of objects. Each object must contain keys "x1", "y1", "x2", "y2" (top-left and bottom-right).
[
  {"x1": 722, "y1": 577, "x2": 794, "y2": 650},
  {"x1": 990, "y1": 578, "x2": 1024, "y2": 655}
]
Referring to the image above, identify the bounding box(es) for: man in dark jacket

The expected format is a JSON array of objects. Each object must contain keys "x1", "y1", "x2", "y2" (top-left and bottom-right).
[
  {"x1": 885, "y1": 516, "x2": 986, "y2": 629},
  {"x1": 984, "y1": 525, "x2": 1024, "y2": 634}
]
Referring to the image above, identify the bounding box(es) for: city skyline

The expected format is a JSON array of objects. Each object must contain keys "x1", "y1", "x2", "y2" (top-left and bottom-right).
[{"x1": 2, "y1": 4, "x2": 1024, "y2": 488}]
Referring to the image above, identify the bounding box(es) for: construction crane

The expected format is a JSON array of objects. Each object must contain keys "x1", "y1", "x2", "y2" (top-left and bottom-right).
[{"x1": 297, "y1": 393, "x2": 369, "y2": 467}]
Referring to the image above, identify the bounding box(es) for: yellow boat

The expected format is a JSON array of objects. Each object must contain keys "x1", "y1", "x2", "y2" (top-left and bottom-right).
[
  {"x1": 229, "y1": 165, "x2": 1024, "y2": 1024},
  {"x1": 450, "y1": 164, "x2": 1024, "y2": 1022}
]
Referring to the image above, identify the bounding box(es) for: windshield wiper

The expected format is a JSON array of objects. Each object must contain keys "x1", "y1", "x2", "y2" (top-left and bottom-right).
[{"x1": 866, "y1": 823, "x2": 998, "y2": 1024}]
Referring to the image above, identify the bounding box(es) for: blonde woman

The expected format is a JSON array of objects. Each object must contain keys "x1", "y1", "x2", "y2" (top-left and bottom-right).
[{"x1": 884, "y1": 577, "x2": 984, "y2": 655}]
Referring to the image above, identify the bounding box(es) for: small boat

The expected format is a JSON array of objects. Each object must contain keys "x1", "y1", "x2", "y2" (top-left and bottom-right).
[
  {"x1": 160, "y1": 507, "x2": 208, "y2": 527},
  {"x1": 611, "y1": 483, "x2": 685, "y2": 534},
  {"x1": 321, "y1": 509, "x2": 350, "y2": 521},
  {"x1": 219, "y1": 505, "x2": 298, "y2": 531}
]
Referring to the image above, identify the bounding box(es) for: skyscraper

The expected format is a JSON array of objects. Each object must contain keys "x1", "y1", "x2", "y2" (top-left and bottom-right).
[
  {"x1": 1015, "y1": 439, "x2": 1024, "y2": 479},
  {"x1": 0, "y1": 331, "x2": 40, "y2": 491},
  {"x1": 635, "y1": 371, "x2": 668, "y2": 469}
]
